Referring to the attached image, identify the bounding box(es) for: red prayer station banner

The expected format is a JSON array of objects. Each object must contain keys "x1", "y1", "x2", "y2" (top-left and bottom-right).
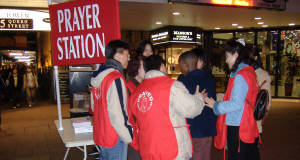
[{"x1": 49, "y1": 0, "x2": 121, "y2": 66}]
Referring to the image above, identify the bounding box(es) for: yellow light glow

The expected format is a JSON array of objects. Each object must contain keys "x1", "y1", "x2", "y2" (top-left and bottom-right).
[{"x1": 211, "y1": 0, "x2": 253, "y2": 6}]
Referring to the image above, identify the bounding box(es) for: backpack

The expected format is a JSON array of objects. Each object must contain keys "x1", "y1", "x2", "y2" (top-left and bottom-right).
[{"x1": 246, "y1": 80, "x2": 269, "y2": 120}]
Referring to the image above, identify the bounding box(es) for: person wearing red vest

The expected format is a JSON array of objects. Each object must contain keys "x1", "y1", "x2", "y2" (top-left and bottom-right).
[
  {"x1": 128, "y1": 55, "x2": 206, "y2": 160},
  {"x1": 205, "y1": 39, "x2": 260, "y2": 160},
  {"x1": 127, "y1": 55, "x2": 145, "y2": 96},
  {"x1": 126, "y1": 55, "x2": 145, "y2": 159},
  {"x1": 91, "y1": 40, "x2": 132, "y2": 160}
]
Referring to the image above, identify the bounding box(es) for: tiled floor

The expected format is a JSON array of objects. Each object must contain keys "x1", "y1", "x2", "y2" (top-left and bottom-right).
[{"x1": 0, "y1": 100, "x2": 299, "y2": 160}]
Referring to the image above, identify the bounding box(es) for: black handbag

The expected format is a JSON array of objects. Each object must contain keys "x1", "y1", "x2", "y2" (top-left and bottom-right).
[{"x1": 246, "y1": 80, "x2": 269, "y2": 120}]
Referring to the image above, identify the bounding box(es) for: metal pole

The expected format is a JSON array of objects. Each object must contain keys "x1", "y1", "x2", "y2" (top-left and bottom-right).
[
  {"x1": 54, "y1": 66, "x2": 63, "y2": 130},
  {"x1": 48, "y1": 0, "x2": 63, "y2": 130}
]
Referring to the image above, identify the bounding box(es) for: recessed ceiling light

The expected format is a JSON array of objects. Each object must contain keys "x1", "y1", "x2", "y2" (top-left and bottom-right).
[
  {"x1": 254, "y1": 17, "x2": 262, "y2": 20},
  {"x1": 238, "y1": 26, "x2": 244, "y2": 29},
  {"x1": 257, "y1": 22, "x2": 264, "y2": 25},
  {"x1": 232, "y1": 23, "x2": 238, "y2": 26},
  {"x1": 289, "y1": 23, "x2": 295, "y2": 26},
  {"x1": 156, "y1": 21, "x2": 162, "y2": 25},
  {"x1": 262, "y1": 25, "x2": 268, "y2": 27},
  {"x1": 215, "y1": 27, "x2": 221, "y2": 30},
  {"x1": 172, "y1": 12, "x2": 180, "y2": 15}
]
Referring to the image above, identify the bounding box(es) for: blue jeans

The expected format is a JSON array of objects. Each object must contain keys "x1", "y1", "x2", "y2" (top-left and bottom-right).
[{"x1": 99, "y1": 137, "x2": 128, "y2": 160}]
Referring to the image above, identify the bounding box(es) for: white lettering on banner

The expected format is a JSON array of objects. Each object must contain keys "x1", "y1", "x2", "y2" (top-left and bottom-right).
[
  {"x1": 56, "y1": 4, "x2": 101, "y2": 33},
  {"x1": 57, "y1": 38, "x2": 63, "y2": 60},
  {"x1": 56, "y1": 33, "x2": 105, "y2": 60}
]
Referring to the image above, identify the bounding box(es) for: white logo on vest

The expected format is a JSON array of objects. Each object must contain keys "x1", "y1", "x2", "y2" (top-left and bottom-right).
[{"x1": 137, "y1": 91, "x2": 153, "y2": 113}]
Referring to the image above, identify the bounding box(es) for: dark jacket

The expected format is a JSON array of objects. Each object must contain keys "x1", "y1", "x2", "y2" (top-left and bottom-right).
[
  {"x1": 8, "y1": 73, "x2": 23, "y2": 90},
  {"x1": 180, "y1": 69, "x2": 217, "y2": 138}
]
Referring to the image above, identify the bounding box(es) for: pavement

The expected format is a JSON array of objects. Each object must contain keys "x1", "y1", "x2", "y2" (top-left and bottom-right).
[{"x1": 0, "y1": 99, "x2": 299, "y2": 160}]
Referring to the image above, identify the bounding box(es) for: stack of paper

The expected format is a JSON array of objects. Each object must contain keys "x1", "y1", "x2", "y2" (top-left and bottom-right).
[{"x1": 72, "y1": 120, "x2": 93, "y2": 134}]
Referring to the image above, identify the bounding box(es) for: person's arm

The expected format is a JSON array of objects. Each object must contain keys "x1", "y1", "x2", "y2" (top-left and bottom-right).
[
  {"x1": 106, "y1": 78, "x2": 132, "y2": 144},
  {"x1": 213, "y1": 75, "x2": 248, "y2": 115},
  {"x1": 171, "y1": 81, "x2": 205, "y2": 119}
]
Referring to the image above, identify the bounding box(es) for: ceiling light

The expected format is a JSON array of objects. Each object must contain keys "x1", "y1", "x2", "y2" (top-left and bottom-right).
[
  {"x1": 254, "y1": 17, "x2": 262, "y2": 20},
  {"x1": 172, "y1": 12, "x2": 180, "y2": 15},
  {"x1": 238, "y1": 26, "x2": 244, "y2": 29},
  {"x1": 215, "y1": 27, "x2": 221, "y2": 30},
  {"x1": 156, "y1": 21, "x2": 162, "y2": 25},
  {"x1": 257, "y1": 22, "x2": 264, "y2": 25},
  {"x1": 262, "y1": 25, "x2": 268, "y2": 28},
  {"x1": 289, "y1": 23, "x2": 295, "y2": 26},
  {"x1": 232, "y1": 23, "x2": 238, "y2": 26}
]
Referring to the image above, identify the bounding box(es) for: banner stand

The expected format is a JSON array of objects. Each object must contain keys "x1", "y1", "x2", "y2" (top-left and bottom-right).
[
  {"x1": 54, "y1": 66, "x2": 63, "y2": 130},
  {"x1": 48, "y1": 0, "x2": 63, "y2": 131}
]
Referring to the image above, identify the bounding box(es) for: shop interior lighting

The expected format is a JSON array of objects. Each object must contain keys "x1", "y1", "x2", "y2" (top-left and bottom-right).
[
  {"x1": 17, "y1": 59, "x2": 31, "y2": 62},
  {"x1": 238, "y1": 26, "x2": 244, "y2": 29},
  {"x1": 262, "y1": 25, "x2": 268, "y2": 27},
  {"x1": 289, "y1": 23, "x2": 295, "y2": 26},
  {"x1": 215, "y1": 27, "x2": 221, "y2": 30},
  {"x1": 172, "y1": 12, "x2": 180, "y2": 15},
  {"x1": 257, "y1": 22, "x2": 264, "y2": 25},
  {"x1": 254, "y1": 17, "x2": 262, "y2": 20},
  {"x1": 9, "y1": 53, "x2": 23, "y2": 56},
  {"x1": 232, "y1": 23, "x2": 238, "y2": 26},
  {"x1": 156, "y1": 21, "x2": 162, "y2": 25},
  {"x1": 14, "y1": 56, "x2": 30, "y2": 59}
]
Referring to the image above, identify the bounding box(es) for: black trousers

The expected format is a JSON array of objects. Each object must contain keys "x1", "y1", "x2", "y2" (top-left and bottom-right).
[{"x1": 227, "y1": 126, "x2": 260, "y2": 160}]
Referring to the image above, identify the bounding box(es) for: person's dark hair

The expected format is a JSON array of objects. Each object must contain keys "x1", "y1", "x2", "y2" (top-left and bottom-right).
[
  {"x1": 144, "y1": 55, "x2": 165, "y2": 72},
  {"x1": 191, "y1": 47, "x2": 212, "y2": 73},
  {"x1": 178, "y1": 50, "x2": 198, "y2": 67},
  {"x1": 105, "y1": 40, "x2": 130, "y2": 59},
  {"x1": 225, "y1": 38, "x2": 254, "y2": 72},
  {"x1": 246, "y1": 44, "x2": 263, "y2": 69},
  {"x1": 127, "y1": 55, "x2": 144, "y2": 78},
  {"x1": 137, "y1": 40, "x2": 154, "y2": 56}
]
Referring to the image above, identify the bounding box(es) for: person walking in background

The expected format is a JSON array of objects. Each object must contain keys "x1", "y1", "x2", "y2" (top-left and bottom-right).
[
  {"x1": 0, "y1": 73, "x2": 6, "y2": 127},
  {"x1": 7, "y1": 68, "x2": 23, "y2": 109},
  {"x1": 91, "y1": 40, "x2": 132, "y2": 160},
  {"x1": 128, "y1": 55, "x2": 206, "y2": 160},
  {"x1": 23, "y1": 67, "x2": 38, "y2": 107},
  {"x1": 205, "y1": 39, "x2": 260, "y2": 160},
  {"x1": 247, "y1": 46, "x2": 272, "y2": 136},
  {"x1": 136, "y1": 40, "x2": 154, "y2": 57},
  {"x1": 178, "y1": 49, "x2": 217, "y2": 160}
]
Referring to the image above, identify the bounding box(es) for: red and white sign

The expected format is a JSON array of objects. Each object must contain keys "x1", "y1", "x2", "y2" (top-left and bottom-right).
[{"x1": 49, "y1": 0, "x2": 121, "y2": 66}]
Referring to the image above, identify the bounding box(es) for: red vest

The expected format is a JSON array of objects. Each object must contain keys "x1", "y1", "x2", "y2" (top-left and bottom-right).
[
  {"x1": 129, "y1": 76, "x2": 180, "y2": 160},
  {"x1": 126, "y1": 79, "x2": 137, "y2": 95},
  {"x1": 215, "y1": 66, "x2": 259, "y2": 150},
  {"x1": 92, "y1": 71, "x2": 125, "y2": 147}
]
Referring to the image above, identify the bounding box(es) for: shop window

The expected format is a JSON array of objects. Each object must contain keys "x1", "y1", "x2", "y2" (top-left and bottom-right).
[{"x1": 279, "y1": 30, "x2": 300, "y2": 97}]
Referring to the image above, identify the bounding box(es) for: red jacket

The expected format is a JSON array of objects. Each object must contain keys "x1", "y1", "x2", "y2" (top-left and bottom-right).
[
  {"x1": 126, "y1": 79, "x2": 137, "y2": 95},
  {"x1": 92, "y1": 71, "x2": 125, "y2": 147},
  {"x1": 215, "y1": 66, "x2": 259, "y2": 150},
  {"x1": 129, "y1": 76, "x2": 181, "y2": 160}
]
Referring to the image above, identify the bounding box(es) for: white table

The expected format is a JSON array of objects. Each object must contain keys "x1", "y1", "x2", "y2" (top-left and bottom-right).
[{"x1": 54, "y1": 117, "x2": 97, "y2": 160}]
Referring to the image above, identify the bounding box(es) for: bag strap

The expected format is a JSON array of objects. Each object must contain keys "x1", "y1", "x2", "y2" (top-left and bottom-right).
[{"x1": 259, "y1": 80, "x2": 267, "y2": 89}]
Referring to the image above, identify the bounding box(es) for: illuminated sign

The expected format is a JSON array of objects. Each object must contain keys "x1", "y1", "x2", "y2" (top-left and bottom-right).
[
  {"x1": 0, "y1": 9, "x2": 50, "y2": 31},
  {"x1": 151, "y1": 31, "x2": 169, "y2": 41},
  {"x1": 151, "y1": 26, "x2": 202, "y2": 45},
  {"x1": 211, "y1": 0, "x2": 253, "y2": 6},
  {"x1": 168, "y1": 0, "x2": 285, "y2": 9},
  {"x1": 0, "y1": 19, "x2": 33, "y2": 29},
  {"x1": 173, "y1": 31, "x2": 193, "y2": 41}
]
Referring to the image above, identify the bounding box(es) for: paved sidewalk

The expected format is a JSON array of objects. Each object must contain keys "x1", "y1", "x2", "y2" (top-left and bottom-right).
[{"x1": 0, "y1": 100, "x2": 299, "y2": 160}]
